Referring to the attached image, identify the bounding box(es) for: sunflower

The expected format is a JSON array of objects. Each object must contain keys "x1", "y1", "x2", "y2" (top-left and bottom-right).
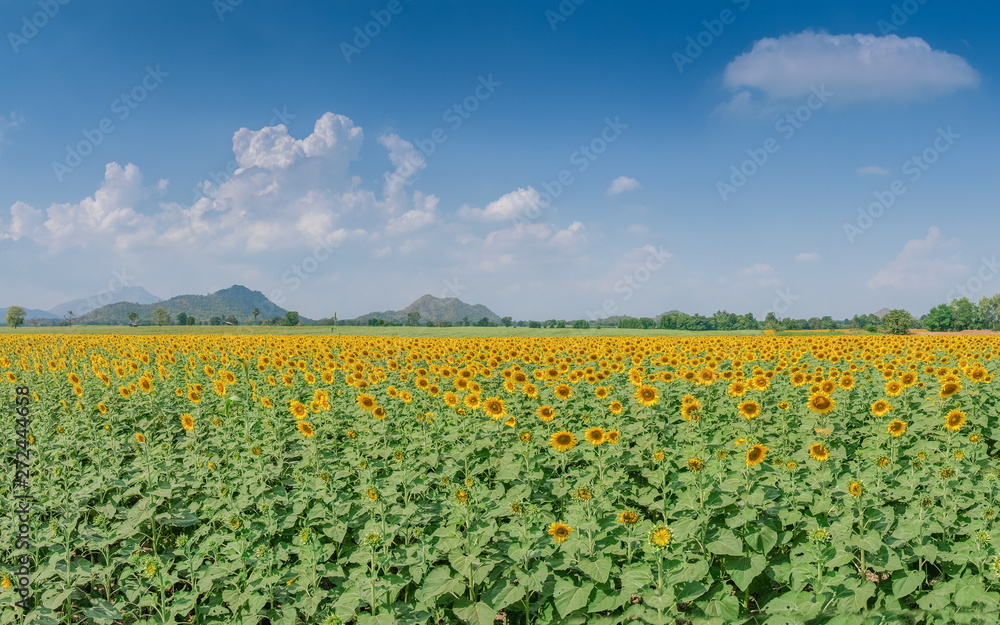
[
  {"x1": 609, "y1": 401, "x2": 624, "y2": 415},
  {"x1": 547, "y1": 522, "x2": 573, "y2": 543},
  {"x1": 553, "y1": 384, "x2": 573, "y2": 400},
  {"x1": 807, "y1": 393, "x2": 836, "y2": 414},
  {"x1": 870, "y1": 400, "x2": 892, "y2": 417},
  {"x1": 549, "y1": 430, "x2": 577, "y2": 452},
  {"x1": 482, "y1": 396, "x2": 507, "y2": 420},
  {"x1": 877, "y1": 456, "x2": 890, "y2": 468},
  {"x1": 356, "y1": 394, "x2": 377, "y2": 411},
  {"x1": 745, "y1": 444, "x2": 768, "y2": 467},
  {"x1": 519, "y1": 431, "x2": 532, "y2": 443},
  {"x1": 617, "y1": 510, "x2": 640, "y2": 525},
  {"x1": 455, "y1": 490, "x2": 469, "y2": 504},
  {"x1": 944, "y1": 409, "x2": 966, "y2": 431},
  {"x1": 372, "y1": 406, "x2": 387, "y2": 420},
  {"x1": 138, "y1": 377, "x2": 154, "y2": 394},
  {"x1": 727, "y1": 381, "x2": 748, "y2": 397},
  {"x1": 290, "y1": 400, "x2": 308, "y2": 420},
  {"x1": 119, "y1": 386, "x2": 132, "y2": 399},
  {"x1": 97, "y1": 402, "x2": 108, "y2": 415},
  {"x1": 297, "y1": 422, "x2": 314, "y2": 438},
  {"x1": 134, "y1": 433, "x2": 146, "y2": 444},
  {"x1": 652, "y1": 450, "x2": 665, "y2": 462},
  {"x1": 848, "y1": 481, "x2": 863, "y2": 497},
  {"x1": 187, "y1": 390, "x2": 201, "y2": 403},
  {"x1": 939, "y1": 381, "x2": 961, "y2": 399},
  {"x1": 687, "y1": 458, "x2": 704, "y2": 471},
  {"x1": 808, "y1": 442, "x2": 830, "y2": 461},
  {"x1": 575, "y1": 488, "x2": 592, "y2": 500},
  {"x1": 594, "y1": 386, "x2": 609, "y2": 399},
  {"x1": 585, "y1": 427, "x2": 605, "y2": 445},
  {"x1": 680, "y1": 403, "x2": 701, "y2": 421},
  {"x1": 777, "y1": 401, "x2": 790, "y2": 410},
  {"x1": 180, "y1": 413, "x2": 195, "y2": 431},
  {"x1": 649, "y1": 525, "x2": 672, "y2": 548},
  {"x1": 463, "y1": 394, "x2": 480, "y2": 410},
  {"x1": 738, "y1": 400, "x2": 761, "y2": 420},
  {"x1": 887, "y1": 419, "x2": 907, "y2": 437},
  {"x1": 366, "y1": 488, "x2": 379, "y2": 501},
  {"x1": 606, "y1": 429, "x2": 620, "y2": 444},
  {"x1": 635, "y1": 385, "x2": 659, "y2": 407},
  {"x1": 537, "y1": 405, "x2": 556, "y2": 422},
  {"x1": 885, "y1": 381, "x2": 903, "y2": 397}
]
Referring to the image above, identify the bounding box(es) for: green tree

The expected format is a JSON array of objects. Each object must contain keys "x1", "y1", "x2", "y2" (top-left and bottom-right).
[
  {"x1": 572, "y1": 319, "x2": 589, "y2": 329},
  {"x1": 5, "y1": 306, "x2": 26, "y2": 328},
  {"x1": 881, "y1": 309, "x2": 914, "y2": 335},
  {"x1": 978, "y1": 294, "x2": 1000, "y2": 330},
  {"x1": 285, "y1": 311, "x2": 300, "y2": 326},
  {"x1": 406, "y1": 311, "x2": 421, "y2": 326},
  {"x1": 127, "y1": 311, "x2": 139, "y2": 326},
  {"x1": 923, "y1": 304, "x2": 953, "y2": 332},
  {"x1": 152, "y1": 307, "x2": 171, "y2": 326},
  {"x1": 176, "y1": 312, "x2": 188, "y2": 326},
  {"x1": 252, "y1": 307, "x2": 260, "y2": 324},
  {"x1": 64, "y1": 310, "x2": 74, "y2": 326},
  {"x1": 950, "y1": 297, "x2": 976, "y2": 331},
  {"x1": 501, "y1": 316, "x2": 513, "y2": 327}
]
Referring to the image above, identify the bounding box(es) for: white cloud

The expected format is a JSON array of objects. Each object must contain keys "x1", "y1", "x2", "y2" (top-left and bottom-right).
[
  {"x1": 550, "y1": 221, "x2": 586, "y2": 246},
  {"x1": 794, "y1": 252, "x2": 820, "y2": 262},
  {"x1": 232, "y1": 112, "x2": 362, "y2": 172},
  {"x1": 386, "y1": 192, "x2": 438, "y2": 235},
  {"x1": 857, "y1": 166, "x2": 890, "y2": 176},
  {"x1": 737, "y1": 263, "x2": 780, "y2": 287},
  {"x1": 723, "y1": 31, "x2": 979, "y2": 103},
  {"x1": 867, "y1": 226, "x2": 966, "y2": 289},
  {"x1": 607, "y1": 176, "x2": 640, "y2": 195},
  {"x1": 458, "y1": 187, "x2": 542, "y2": 222}
]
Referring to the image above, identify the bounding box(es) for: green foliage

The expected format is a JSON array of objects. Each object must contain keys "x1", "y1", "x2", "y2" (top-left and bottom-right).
[
  {"x1": 881, "y1": 309, "x2": 914, "y2": 335},
  {"x1": 5, "y1": 305, "x2": 25, "y2": 328}
]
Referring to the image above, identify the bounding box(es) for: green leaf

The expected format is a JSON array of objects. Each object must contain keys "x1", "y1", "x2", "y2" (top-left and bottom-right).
[
  {"x1": 81, "y1": 598, "x2": 122, "y2": 620},
  {"x1": 416, "y1": 566, "x2": 465, "y2": 603},
  {"x1": 553, "y1": 578, "x2": 594, "y2": 618},
  {"x1": 702, "y1": 592, "x2": 741, "y2": 622},
  {"x1": 727, "y1": 554, "x2": 766, "y2": 592},
  {"x1": 452, "y1": 601, "x2": 496, "y2": 625},
  {"x1": 953, "y1": 579, "x2": 984, "y2": 608},
  {"x1": 619, "y1": 564, "x2": 654, "y2": 593},
  {"x1": 707, "y1": 529, "x2": 743, "y2": 556},
  {"x1": 892, "y1": 569, "x2": 925, "y2": 599},
  {"x1": 577, "y1": 557, "x2": 612, "y2": 584},
  {"x1": 746, "y1": 525, "x2": 778, "y2": 554}
]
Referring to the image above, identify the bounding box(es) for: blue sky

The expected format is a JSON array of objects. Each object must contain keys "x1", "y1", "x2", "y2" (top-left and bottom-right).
[{"x1": 1, "y1": 0, "x2": 996, "y2": 321}]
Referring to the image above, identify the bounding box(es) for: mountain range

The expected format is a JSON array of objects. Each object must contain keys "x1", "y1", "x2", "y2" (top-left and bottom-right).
[{"x1": 353, "y1": 294, "x2": 503, "y2": 325}]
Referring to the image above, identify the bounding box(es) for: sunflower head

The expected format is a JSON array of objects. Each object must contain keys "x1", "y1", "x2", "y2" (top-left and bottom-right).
[
  {"x1": 549, "y1": 430, "x2": 577, "y2": 452},
  {"x1": 944, "y1": 409, "x2": 966, "y2": 431},
  {"x1": 848, "y1": 481, "x2": 863, "y2": 497},
  {"x1": 547, "y1": 522, "x2": 573, "y2": 543},
  {"x1": 745, "y1": 444, "x2": 768, "y2": 467},
  {"x1": 887, "y1": 419, "x2": 907, "y2": 437},
  {"x1": 584, "y1": 427, "x2": 605, "y2": 445},
  {"x1": 808, "y1": 442, "x2": 830, "y2": 461},
  {"x1": 617, "y1": 510, "x2": 640, "y2": 524}
]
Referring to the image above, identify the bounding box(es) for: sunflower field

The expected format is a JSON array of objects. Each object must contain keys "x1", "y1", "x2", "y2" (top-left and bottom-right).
[{"x1": 2, "y1": 334, "x2": 1000, "y2": 624}]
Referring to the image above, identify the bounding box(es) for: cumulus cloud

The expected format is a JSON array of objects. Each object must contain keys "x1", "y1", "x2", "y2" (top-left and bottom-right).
[
  {"x1": 458, "y1": 187, "x2": 542, "y2": 222},
  {"x1": 794, "y1": 252, "x2": 820, "y2": 262},
  {"x1": 857, "y1": 166, "x2": 890, "y2": 176},
  {"x1": 737, "y1": 263, "x2": 780, "y2": 287},
  {"x1": 867, "y1": 226, "x2": 966, "y2": 289},
  {"x1": 607, "y1": 176, "x2": 640, "y2": 195},
  {"x1": 233, "y1": 112, "x2": 362, "y2": 172},
  {"x1": 722, "y1": 31, "x2": 979, "y2": 103}
]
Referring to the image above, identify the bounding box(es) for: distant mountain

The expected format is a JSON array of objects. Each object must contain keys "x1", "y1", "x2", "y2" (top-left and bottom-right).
[
  {"x1": 354, "y1": 294, "x2": 503, "y2": 325},
  {"x1": 75, "y1": 285, "x2": 299, "y2": 325},
  {"x1": 0, "y1": 307, "x2": 60, "y2": 320},
  {"x1": 874, "y1": 308, "x2": 891, "y2": 319},
  {"x1": 49, "y1": 286, "x2": 162, "y2": 317}
]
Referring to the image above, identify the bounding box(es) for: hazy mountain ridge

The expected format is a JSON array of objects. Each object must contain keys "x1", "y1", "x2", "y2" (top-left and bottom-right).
[
  {"x1": 353, "y1": 294, "x2": 503, "y2": 325},
  {"x1": 74, "y1": 285, "x2": 297, "y2": 325}
]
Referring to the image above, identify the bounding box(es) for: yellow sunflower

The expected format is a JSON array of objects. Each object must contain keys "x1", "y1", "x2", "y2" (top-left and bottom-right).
[
  {"x1": 870, "y1": 400, "x2": 892, "y2": 417},
  {"x1": 887, "y1": 419, "x2": 907, "y2": 437},
  {"x1": 738, "y1": 400, "x2": 761, "y2": 420},
  {"x1": 808, "y1": 442, "x2": 830, "y2": 461},
  {"x1": 634, "y1": 385, "x2": 659, "y2": 407},
  {"x1": 549, "y1": 430, "x2": 577, "y2": 452},
  {"x1": 944, "y1": 409, "x2": 966, "y2": 431},
  {"x1": 617, "y1": 510, "x2": 640, "y2": 525},
  {"x1": 297, "y1": 422, "x2": 314, "y2": 438},
  {"x1": 584, "y1": 427, "x2": 605, "y2": 445},
  {"x1": 745, "y1": 444, "x2": 768, "y2": 467},
  {"x1": 807, "y1": 393, "x2": 836, "y2": 414},
  {"x1": 548, "y1": 522, "x2": 573, "y2": 543},
  {"x1": 180, "y1": 413, "x2": 195, "y2": 431},
  {"x1": 537, "y1": 404, "x2": 556, "y2": 422}
]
